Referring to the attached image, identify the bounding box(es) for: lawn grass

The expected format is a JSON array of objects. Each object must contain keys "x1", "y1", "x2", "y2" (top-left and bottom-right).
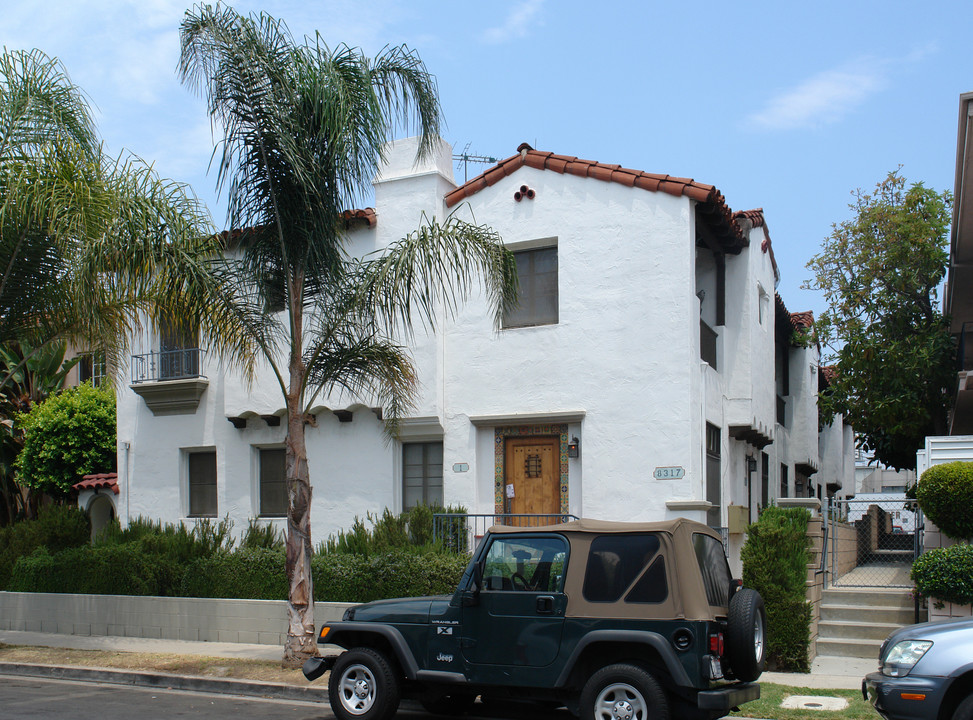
[{"x1": 733, "y1": 682, "x2": 875, "y2": 720}]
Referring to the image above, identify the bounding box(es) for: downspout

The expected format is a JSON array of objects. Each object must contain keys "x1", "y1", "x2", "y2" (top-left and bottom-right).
[{"x1": 123, "y1": 441, "x2": 130, "y2": 525}]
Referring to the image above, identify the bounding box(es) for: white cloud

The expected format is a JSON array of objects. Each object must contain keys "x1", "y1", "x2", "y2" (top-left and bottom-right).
[
  {"x1": 482, "y1": 0, "x2": 545, "y2": 45},
  {"x1": 747, "y1": 61, "x2": 887, "y2": 131}
]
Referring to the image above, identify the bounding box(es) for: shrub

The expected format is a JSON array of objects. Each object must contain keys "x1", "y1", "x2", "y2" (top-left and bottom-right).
[
  {"x1": 311, "y1": 551, "x2": 468, "y2": 603},
  {"x1": 182, "y1": 547, "x2": 287, "y2": 599},
  {"x1": 15, "y1": 383, "x2": 115, "y2": 495},
  {"x1": 742, "y1": 506, "x2": 812, "y2": 672},
  {"x1": 916, "y1": 462, "x2": 973, "y2": 540},
  {"x1": 320, "y1": 505, "x2": 468, "y2": 557},
  {"x1": 241, "y1": 519, "x2": 284, "y2": 551},
  {"x1": 0, "y1": 504, "x2": 90, "y2": 589},
  {"x1": 912, "y1": 544, "x2": 973, "y2": 606},
  {"x1": 8, "y1": 544, "x2": 165, "y2": 595}
]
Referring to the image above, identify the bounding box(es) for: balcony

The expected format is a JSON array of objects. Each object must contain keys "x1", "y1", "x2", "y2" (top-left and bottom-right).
[
  {"x1": 130, "y1": 348, "x2": 208, "y2": 416},
  {"x1": 700, "y1": 320, "x2": 718, "y2": 370}
]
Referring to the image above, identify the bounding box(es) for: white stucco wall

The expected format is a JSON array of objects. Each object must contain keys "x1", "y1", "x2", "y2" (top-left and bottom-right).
[{"x1": 115, "y1": 136, "x2": 847, "y2": 564}]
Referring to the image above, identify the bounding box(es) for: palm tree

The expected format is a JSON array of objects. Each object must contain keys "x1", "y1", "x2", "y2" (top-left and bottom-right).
[
  {"x1": 179, "y1": 5, "x2": 516, "y2": 665},
  {"x1": 0, "y1": 48, "x2": 256, "y2": 389}
]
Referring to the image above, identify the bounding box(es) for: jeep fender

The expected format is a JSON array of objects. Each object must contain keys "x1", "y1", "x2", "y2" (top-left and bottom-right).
[
  {"x1": 555, "y1": 630, "x2": 692, "y2": 688},
  {"x1": 323, "y1": 621, "x2": 420, "y2": 680}
]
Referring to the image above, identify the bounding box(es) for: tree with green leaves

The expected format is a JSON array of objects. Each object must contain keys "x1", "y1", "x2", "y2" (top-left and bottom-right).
[
  {"x1": 178, "y1": 5, "x2": 516, "y2": 665},
  {"x1": 0, "y1": 47, "x2": 256, "y2": 389},
  {"x1": 806, "y1": 170, "x2": 953, "y2": 470},
  {"x1": 15, "y1": 382, "x2": 115, "y2": 497},
  {"x1": 0, "y1": 340, "x2": 80, "y2": 524}
]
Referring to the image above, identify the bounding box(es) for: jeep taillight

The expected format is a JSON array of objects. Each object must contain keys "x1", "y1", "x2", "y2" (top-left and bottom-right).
[{"x1": 709, "y1": 632, "x2": 724, "y2": 657}]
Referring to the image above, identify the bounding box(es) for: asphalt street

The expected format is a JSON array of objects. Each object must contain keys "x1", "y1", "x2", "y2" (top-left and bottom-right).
[{"x1": 0, "y1": 676, "x2": 582, "y2": 720}]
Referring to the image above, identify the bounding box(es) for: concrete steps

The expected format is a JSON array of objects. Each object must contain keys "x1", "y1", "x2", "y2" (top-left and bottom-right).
[{"x1": 816, "y1": 588, "x2": 922, "y2": 659}]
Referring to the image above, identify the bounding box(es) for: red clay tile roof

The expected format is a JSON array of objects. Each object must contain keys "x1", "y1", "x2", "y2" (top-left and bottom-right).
[
  {"x1": 73, "y1": 472, "x2": 119, "y2": 495},
  {"x1": 791, "y1": 311, "x2": 815, "y2": 329},
  {"x1": 341, "y1": 208, "x2": 377, "y2": 228},
  {"x1": 733, "y1": 208, "x2": 780, "y2": 282},
  {"x1": 446, "y1": 143, "x2": 746, "y2": 252}
]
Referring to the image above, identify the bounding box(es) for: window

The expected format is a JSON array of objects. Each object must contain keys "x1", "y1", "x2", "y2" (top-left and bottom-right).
[
  {"x1": 761, "y1": 452, "x2": 769, "y2": 510},
  {"x1": 188, "y1": 450, "x2": 217, "y2": 517},
  {"x1": 705, "y1": 423, "x2": 721, "y2": 528},
  {"x1": 780, "y1": 464, "x2": 789, "y2": 498},
  {"x1": 259, "y1": 448, "x2": 287, "y2": 517},
  {"x1": 503, "y1": 246, "x2": 558, "y2": 328},
  {"x1": 403, "y1": 442, "x2": 443, "y2": 509},
  {"x1": 482, "y1": 535, "x2": 567, "y2": 592},
  {"x1": 693, "y1": 533, "x2": 732, "y2": 607},
  {"x1": 583, "y1": 534, "x2": 666, "y2": 603},
  {"x1": 159, "y1": 317, "x2": 199, "y2": 380},
  {"x1": 78, "y1": 352, "x2": 106, "y2": 387}
]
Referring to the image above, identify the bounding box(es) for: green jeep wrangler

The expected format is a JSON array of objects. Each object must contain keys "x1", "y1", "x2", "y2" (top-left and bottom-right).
[{"x1": 304, "y1": 518, "x2": 764, "y2": 720}]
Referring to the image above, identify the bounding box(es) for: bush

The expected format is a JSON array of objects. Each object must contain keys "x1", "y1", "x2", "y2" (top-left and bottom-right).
[
  {"x1": 312, "y1": 551, "x2": 468, "y2": 603},
  {"x1": 8, "y1": 544, "x2": 166, "y2": 595},
  {"x1": 916, "y1": 462, "x2": 973, "y2": 540},
  {"x1": 15, "y1": 383, "x2": 115, "y2": 495},
  {"x1": 320, "y1": 505, "x2": 468, "y2": 556},
  {"x1": 912, "y1": 544, "x2": 973, "y2": 606},
  {"x1": 742, "y1": 506, "x2": 812, "y2": 672},
  {"x1": 182, "y1": 547, "x2": 287, "y2": 599},
  {"x1": 0, "y1": 504, "x2": 90, "y2": 589}
]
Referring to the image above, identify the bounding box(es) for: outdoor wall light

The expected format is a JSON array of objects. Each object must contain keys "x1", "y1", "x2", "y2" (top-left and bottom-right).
[
  {"x1": 568, "y1": 437, "x2": 580, "y2": 458},
  {"x1": 746, "y1": 455, "x2": 757, "y2": 473}
]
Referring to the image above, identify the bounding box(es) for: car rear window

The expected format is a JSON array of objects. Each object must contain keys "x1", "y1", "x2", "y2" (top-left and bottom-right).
[
  {"x1": 693, "y1": 532, "x2": 731, "y2": 607},
  {"x1": 583, "y1": 534, "x2": 665, "y2": 603}
]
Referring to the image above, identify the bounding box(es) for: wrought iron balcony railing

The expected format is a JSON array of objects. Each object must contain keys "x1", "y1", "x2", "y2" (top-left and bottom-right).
[{"x1": 131, "y1": 348, "x2": 204, "y2": 384}]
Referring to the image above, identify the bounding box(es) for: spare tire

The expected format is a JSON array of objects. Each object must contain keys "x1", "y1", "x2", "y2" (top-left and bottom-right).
[{"x1": 726, "y1": 588, "x2": 766, "y2": 681}]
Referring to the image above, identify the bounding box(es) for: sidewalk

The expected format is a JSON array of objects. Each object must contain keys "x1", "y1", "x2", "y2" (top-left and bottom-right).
[{"x1": 0, "y1": 629, "x2": 874, "y2": 696}]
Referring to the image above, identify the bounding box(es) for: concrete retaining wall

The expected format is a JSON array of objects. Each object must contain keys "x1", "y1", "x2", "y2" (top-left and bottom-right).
[{"x1": 0, "y1": 592, "x2": 354, "y2": 646}]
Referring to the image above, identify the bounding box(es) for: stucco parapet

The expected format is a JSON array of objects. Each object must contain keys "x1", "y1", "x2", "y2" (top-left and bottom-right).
[{"x1": 469, "y1": 410, "x2": 585, "y2": 427}]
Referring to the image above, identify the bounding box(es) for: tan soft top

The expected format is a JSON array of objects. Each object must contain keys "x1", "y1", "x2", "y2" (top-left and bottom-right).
[{"x1": 485, "y1": 517, "x2": 728, "y2": 621}]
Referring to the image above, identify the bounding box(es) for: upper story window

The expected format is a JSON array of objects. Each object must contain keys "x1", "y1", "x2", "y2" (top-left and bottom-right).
[
  {"x1": 78, "y1": 352, "x2": 106, "y2": 387},
  {"x1": 503, "y1": 246, "x2": 558, "y2": 328}
]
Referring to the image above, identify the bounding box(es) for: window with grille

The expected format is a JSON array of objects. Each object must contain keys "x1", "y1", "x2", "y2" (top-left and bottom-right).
[
  {"x1": 187, "y1": 450, "x2": 217, "y2": 517},
  {"x1": 259, "y1": 447, "x2": 287, "y2": 517},
  {"x1": 403, "y1": 442, "x2": 443, "y2": 509},
  {"x1": 503, "y1": 246, "x2": 558, "y2": 328}
]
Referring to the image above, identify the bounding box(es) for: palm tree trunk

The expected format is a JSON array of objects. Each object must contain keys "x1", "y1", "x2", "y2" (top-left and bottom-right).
[{"x1": 282, "y1": 358, "x2": 317, "y2": 667}]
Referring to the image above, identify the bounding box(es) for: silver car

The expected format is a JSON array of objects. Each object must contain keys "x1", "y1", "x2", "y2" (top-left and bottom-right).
[{"x1": 863, "y1": 617, "x2": 973, "y2": 720}]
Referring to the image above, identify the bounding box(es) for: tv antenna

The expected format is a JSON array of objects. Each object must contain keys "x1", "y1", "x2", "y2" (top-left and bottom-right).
[{"x1": 453, "y1": 143, "x2": 498, "y2": 183}]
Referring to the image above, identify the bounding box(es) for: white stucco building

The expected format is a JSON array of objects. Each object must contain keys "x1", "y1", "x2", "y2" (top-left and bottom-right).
[{"x1": 111, "y1": 138, "x2": 853, "y2": 568}]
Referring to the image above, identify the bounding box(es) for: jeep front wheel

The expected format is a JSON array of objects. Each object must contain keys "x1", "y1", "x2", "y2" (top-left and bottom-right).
[
  {"x1": 726, "y1": 588, "x2": 766, "y2": 682},
  {"x1": 580, "y1": 664, "x2": 668, "y2": 720},
  {"x1": 328, "y1": 647, "x2": 401, "y2": 720}
]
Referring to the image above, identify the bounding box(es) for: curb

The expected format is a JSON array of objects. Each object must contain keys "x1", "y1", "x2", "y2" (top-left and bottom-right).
[{"x1": 0, "y1": 662, "x2": 331, "y2": 703}]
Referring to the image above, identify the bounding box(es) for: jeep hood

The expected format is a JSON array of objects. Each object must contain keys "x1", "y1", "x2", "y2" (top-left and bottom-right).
[{"x1": 349, "y1": 595, "x2": 452, "y2": 624}]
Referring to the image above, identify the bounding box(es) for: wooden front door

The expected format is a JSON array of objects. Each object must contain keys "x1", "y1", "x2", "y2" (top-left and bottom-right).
[{"x1": 504, "y1": 437, "x2": 560, "y2": 523}]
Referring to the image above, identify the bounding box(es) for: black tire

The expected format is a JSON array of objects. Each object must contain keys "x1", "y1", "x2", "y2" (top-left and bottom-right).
[
  {"x1": 726, "y1": 588, "x2": 766, "y2": 682},
  {"x1": 580, "y1": 663, "x2": 668, "y2": 720},
  {"x1": 419, "y1": 691, "x2": 478, "y2": 715},
  {"x1": 328, "y1": 647, "x2": 401, "y2": 720},
  {"x1": 954, "y1": 693, "x2": 973, "y2": 720}
]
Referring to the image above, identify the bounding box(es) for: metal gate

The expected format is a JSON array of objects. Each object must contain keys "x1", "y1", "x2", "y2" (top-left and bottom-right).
[{"x1": 825, "y1": 496, "x2": 923, "y2": 589}]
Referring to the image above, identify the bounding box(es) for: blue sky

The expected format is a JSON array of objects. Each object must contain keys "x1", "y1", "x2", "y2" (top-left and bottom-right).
[{"x1": 2, "y1": 0, "x2": 970, "y2": 320}]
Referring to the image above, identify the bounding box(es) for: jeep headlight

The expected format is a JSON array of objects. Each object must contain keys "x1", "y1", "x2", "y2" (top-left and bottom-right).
[{"x1": 882, "y1": 640, "x2": 932, "y2": 677}]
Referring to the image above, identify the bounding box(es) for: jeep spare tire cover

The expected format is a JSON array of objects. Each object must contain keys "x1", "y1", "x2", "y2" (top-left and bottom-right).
[{"x1": 726, "y1": 588, "x2": 766, "y2": 681}]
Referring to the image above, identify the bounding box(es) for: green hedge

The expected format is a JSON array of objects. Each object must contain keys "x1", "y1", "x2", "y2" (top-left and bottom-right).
[
  {"x1": 9, "y1": 543, "x2": 469, "y2": 602},
  {"x1": 916, "y1": 462, "x2": 973, "y2": 540},
  {"x1": 912, "y1": 544, "x2": 973, "y2": 606},
  {"x1": 0, "y1": 505, "x2": 90, "y2": 589},
  {"x1": 9, "y1": 544, "x2": 165, "y2": 595},
  {"x1": 181, "y1": 547, "x2": 288, "y2": 599},
  {"x1": 742, "y1": 506, "x2": 812, "y2": 672}
]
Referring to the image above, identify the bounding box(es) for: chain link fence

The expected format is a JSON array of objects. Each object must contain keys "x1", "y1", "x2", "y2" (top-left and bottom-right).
[{"x1": 826, "y1": 496, "x2": 922, "y2": 589}]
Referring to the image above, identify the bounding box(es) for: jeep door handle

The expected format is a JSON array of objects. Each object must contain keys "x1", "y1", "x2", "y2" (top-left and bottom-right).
[{"x1": 536, "y1": 596, "x2": 555, "y2": 613}]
